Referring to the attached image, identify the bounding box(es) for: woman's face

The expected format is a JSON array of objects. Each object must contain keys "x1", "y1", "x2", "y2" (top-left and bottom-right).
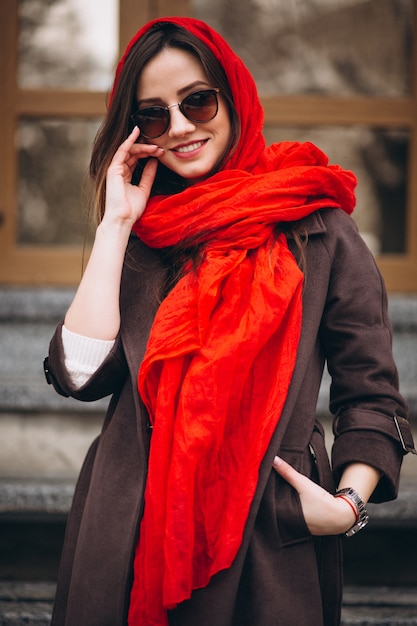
[{"x1": 136, "y1": 47, "x2": 232, "y2": 184}]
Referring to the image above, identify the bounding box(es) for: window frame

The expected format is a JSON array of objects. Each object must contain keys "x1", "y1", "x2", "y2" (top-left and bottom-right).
[{"x1": 0, "y1": 0, "x2": 416, "y2": 290}]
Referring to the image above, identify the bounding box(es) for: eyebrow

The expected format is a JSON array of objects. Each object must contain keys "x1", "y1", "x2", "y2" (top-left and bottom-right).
[{"x1": 137, "y1": 80, "x2": 212, "y2": 106}]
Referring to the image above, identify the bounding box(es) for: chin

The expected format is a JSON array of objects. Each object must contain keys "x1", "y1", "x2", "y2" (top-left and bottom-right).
[{"x1": 180, "y1": 164, "x2": 219, "y2": 185}]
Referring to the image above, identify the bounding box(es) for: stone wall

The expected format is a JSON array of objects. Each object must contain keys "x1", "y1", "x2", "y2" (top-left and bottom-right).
[{"x1": 0, "y1": 288, "x2": 416, "y2": 481}]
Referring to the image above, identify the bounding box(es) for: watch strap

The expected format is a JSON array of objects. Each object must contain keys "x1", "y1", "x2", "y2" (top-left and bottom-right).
[{"x1": 335, "y1": 487, "x2": 369, "y2": 537}]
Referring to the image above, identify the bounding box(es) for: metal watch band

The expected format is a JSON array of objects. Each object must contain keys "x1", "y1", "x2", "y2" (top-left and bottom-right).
[{"x1": 335, "y1": 487, "x2": 369, "y2": 537}]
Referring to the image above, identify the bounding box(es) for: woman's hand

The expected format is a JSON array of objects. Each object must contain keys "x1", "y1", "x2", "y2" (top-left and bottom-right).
[
  {"x1": 103, "y1": 126, "x2": 164, "y2": 227},
  {"x1": 272, "y1": 456, "x2": 358, "y2": 536}
]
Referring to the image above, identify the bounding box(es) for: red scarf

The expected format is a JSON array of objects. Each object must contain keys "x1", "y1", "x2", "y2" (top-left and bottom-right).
[{"x1": 111, "y1": 18, "x2": 356, "y2": 626}]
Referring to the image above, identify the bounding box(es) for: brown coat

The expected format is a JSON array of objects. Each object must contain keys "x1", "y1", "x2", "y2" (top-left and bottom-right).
[{"x1": 45, "y1": 208, "x2": 414, "y2": 626}]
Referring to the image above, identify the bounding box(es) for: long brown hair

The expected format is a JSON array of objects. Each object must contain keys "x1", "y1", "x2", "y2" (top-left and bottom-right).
[{"x1": 89, "y1": 22, "x2": 240, "y2": 224}]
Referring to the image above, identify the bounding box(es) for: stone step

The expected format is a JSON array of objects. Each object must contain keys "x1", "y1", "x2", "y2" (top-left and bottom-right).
[
  {"x1": 0, "y1": 582, "x2": 54, "y2": 626},
  {"x1": 1, "y1": 478, "x2": 416, "y2": 525},
  {"x1": 342, "y1": 586, "x2": 417, "y2": 625},
  {"x1": 1, "y1": 289, "x2": 416, "y2": 415},
  {"x1": 1, "y1": 478, "x2": 416, "y2": 586},
  {"x1": 1, "y1": 480, "x2": 416, "y2": 542},
  {"x1": 0, "y1": 481, "x2": 74, "y2": 521},
  {"x1": 0, "y1": 582, "x2": 417, "y2": 625}
]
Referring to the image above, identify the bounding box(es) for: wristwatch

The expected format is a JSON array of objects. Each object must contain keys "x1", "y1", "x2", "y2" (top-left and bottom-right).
[{"x1": 335, "y1": 487, "x2": 369, "y2": 537}]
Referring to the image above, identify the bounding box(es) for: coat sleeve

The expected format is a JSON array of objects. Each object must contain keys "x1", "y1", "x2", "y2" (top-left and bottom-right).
[
  {"x1": 318, "y1": 210, "x2": 415, "y2": 502},
  {"x1": 44, "y1": 320, "x2": 128, "y2": 402}
]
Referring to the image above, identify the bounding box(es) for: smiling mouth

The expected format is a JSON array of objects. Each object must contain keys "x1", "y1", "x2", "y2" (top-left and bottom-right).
[{"x1": 174, "y1": 140, "x2": 207, "y2": 154}]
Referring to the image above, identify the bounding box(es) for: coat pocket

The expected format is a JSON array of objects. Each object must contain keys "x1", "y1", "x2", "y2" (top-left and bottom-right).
[
  {"x1": 308, "y1": 420, "x2": 336, "y2": 493},
  {"x1": 274, "y1": 449, "x2": 312, "y2": 546},
  {"x1": 275, "y1": 421, "x2": 335, "y2": 546}
]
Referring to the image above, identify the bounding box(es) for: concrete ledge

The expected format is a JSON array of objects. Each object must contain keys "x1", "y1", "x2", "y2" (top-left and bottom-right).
[
  {"x1": 0, "y1": 289, "x2": 74, "y2": 323},
  {"x1": 389, "y1": 296, "x2": 417, "y2": 332},
  {"x1": 1, "y1": 289, "x2": 417, "y2": 415},
  {"x1": 1, "y1": 291, "x2": 416, "y2": 328},
  {"x1": 0, "y1": 603, "x2": 52, "y2": 626},
  {"x1": 0, "y1": 413, "x2": 103, "y2": 480},
  {"x1": 0, "y1": 481, "x2": 74, "y2": 521},
  {"x1": 1, "y1": 582, "x2": 417, "y2": 625},
  {"x1": 367, "y1": 479, "x2": 417, "y2": 528},
  {"x1": 342, "y1": 586, "x2": 417, "y2": 625},
  {"x1": 1, "y1": 478, "x2": 416, "y2": 527},
  {"x1": 0, "y1": 582, "x2": 54, "y2": 626},
  {"x1": 0, "y1": 288, "x2": 106, "y2": 413}
]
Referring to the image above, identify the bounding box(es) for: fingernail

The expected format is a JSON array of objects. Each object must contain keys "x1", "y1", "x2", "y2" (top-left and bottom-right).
[{"x1": 273, "y1": 455, "x2": 282, "y2": 467}]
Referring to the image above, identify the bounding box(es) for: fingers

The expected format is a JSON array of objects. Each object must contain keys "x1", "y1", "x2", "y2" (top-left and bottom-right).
[
  {"x1": 125, "y1": 126, "x2": 164, "y2": 157},
  {"x1": 272, "y1": 455, "x2": 312, "y2": 493},
  {"x1": 128, "y1": 124, "x2": 140, "y2": 144},
  {"x1": 109, "y1": 127, "x2": 140, "y2": 166},
  {"x1": 139, "y1": 158, "x2": 159, "y2": 191},
  {"x1": 111, "y1": 127, "x2": 164, "y2": 169}
]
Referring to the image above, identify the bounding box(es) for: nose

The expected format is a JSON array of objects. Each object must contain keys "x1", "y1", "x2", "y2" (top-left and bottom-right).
[{"x1": 167, "y1": 104, "x2": 196, "y2": 137}]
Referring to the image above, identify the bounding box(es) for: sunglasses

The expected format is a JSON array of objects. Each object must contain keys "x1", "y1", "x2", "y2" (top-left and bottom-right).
[{"x1": 131, "y1": 88, "x2": 220, "y2": 139}]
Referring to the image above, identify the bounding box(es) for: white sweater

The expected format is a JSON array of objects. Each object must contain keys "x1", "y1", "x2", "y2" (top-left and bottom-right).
[{"x1": 62, "y1": 325, "x2": 114, "y2": 389}]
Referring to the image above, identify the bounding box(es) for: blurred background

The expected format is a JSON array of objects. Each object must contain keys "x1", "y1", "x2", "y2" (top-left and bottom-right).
[{"x1": 0, "y1": 1, "x2": 416, "y2": 624}]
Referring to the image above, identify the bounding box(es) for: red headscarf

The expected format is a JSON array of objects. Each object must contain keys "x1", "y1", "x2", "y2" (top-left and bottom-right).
[
  {"x1": 110, "y1": 17, "x2": 356, "y2": 626},
  {"x1": 111, "y1": 16, "x2": 265, "y2": 172}
]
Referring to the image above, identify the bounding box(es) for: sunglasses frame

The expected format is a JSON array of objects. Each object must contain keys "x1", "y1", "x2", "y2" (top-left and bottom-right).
[{"x1": 131, "y1": 88, "x2": 220, "y2": 139}]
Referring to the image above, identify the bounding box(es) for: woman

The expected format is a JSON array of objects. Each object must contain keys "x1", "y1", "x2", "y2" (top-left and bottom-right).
[{"x1": 44, "y1": 16, "x2": 415, "y2": 626}]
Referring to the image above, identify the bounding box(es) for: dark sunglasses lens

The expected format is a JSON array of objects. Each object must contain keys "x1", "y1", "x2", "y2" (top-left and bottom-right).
[
  {"x1": 182, "y1": 90, "x2": 218, "y2": 122},
  {"x1": 135, "y1": 107, "x2": 169, "y2": 139}
]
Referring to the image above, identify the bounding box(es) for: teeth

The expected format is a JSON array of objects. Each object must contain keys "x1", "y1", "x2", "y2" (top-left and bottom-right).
[{"x1": 176, "y1": 141, "x2": 204, "y2": 153}]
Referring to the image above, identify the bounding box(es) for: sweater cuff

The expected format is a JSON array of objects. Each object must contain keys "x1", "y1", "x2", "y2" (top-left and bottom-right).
[{"x1": 62, "y1": 324, "x2": 115, "y2": 388}]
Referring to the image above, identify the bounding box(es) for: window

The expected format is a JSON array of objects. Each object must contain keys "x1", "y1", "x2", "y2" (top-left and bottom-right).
[
  {"x1": 1, "y1": 0, "x2": 416, "y2": 290},
  {"x1": 0, "y1": 0, "x2": 188, "y2": 284},
  {"x1": 194, "y1": 0, "x2": 417, "y2": 292}
]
